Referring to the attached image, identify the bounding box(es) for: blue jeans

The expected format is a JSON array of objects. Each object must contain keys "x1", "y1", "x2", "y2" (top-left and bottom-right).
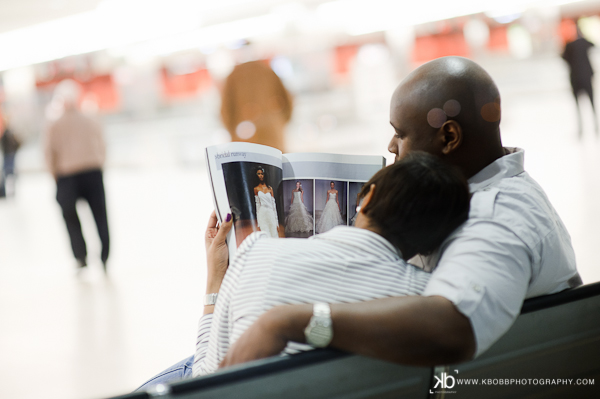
[
  {"x1": 135, "y1": 355, "x2": 194, "y2": 391},
  {"x1": 3, "y1": 153, "x2": 15, "y2": 176}
]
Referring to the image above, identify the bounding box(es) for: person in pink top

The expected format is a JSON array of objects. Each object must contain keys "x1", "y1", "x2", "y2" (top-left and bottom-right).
[{"x1": 44, "y1": 79, "x2": 110, "y2": 272}]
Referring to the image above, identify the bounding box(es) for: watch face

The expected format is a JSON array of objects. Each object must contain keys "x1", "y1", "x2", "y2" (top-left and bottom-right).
[
  {"x1": 310, "y1": 329, "x2": 331, "y2": 347},
  {"x1": 306, "y1": 319, "x2": 333, "y2": 347}
]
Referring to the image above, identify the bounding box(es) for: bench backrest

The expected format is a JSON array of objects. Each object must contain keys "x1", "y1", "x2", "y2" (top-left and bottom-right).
[{"x1": 113, "y1": 281, "x2": 600, "y2": 399}]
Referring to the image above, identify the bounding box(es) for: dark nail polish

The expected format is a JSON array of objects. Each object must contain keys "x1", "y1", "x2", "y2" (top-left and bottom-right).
[{"x1": 226, "y1": 213, "x2": 232, "y2": 222}]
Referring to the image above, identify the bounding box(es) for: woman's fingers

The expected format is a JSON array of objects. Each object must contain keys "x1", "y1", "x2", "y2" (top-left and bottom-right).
[
  {"x1": 214, "y1": 213, "x2": 233, "y2": 245},
  {"x1": 207, "y1": 210, "x2": 218, "y2": 230}
]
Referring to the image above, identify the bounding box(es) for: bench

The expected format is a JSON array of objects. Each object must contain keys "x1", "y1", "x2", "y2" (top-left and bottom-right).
[{"x1": 112, "y1": 281, "x2": 600, "y2": 399}]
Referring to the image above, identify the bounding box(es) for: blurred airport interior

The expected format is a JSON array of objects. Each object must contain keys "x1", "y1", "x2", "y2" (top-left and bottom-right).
[{"x1": 1, "y1": 1, "x2": 600, "y2": 398}]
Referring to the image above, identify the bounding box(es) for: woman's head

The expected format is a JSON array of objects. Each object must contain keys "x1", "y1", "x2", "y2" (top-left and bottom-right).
[
  {"x1": 256, "y1": 166, "x2": 265, "y2": 182},
  {"x1": 330, "y1": 181, "x2": 335, "y2": 189},
  {"x1": 296, "y1": 181, "x2": 302, "y2": 191},
  {"x1": 357, "y1": 152, "x2": 470, "y2": 260}
]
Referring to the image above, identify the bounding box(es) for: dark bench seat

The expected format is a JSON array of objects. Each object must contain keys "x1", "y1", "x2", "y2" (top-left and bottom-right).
[{"x1": 114, "y1": 281, "x2": 600, "y2": 399}]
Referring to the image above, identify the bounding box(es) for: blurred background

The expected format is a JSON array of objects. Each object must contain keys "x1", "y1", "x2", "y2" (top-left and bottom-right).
[{"x1": 1, "y1": 0, "x2": 600, "y2": 398}]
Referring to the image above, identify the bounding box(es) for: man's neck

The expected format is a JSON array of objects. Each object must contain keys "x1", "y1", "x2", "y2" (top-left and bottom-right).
[{"x1": 462, "y1": 145, "x2": 506, "y2": 180}]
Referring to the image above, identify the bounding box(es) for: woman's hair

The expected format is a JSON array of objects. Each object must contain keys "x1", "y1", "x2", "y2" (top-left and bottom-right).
[
  {"x1": 358, "y1": 152, "x2": 470, "y2": 258},
  {"x1": 296, "y1": 181, "x2": 303, "y2": 192}
]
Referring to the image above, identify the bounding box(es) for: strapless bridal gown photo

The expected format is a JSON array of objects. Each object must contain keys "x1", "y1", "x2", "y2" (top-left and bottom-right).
[
  {"x1": 317, "y1": 193, "x2": 344, "y2": 233},
  {"x1": 285, "y1": 191, "x2": 314, "y2": 233},
  {"x1": 255, "y1": 191, "x2": 279, "y2": 238}
]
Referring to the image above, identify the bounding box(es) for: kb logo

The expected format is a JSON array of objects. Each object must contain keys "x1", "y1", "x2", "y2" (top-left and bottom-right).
[{"x1": 433, "y1": 372, "x2": 456, "y2": 389}]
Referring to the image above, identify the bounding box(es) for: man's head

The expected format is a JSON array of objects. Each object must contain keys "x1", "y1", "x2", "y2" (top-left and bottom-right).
[
  {"x1": 355, "y1": 152, "x2": 470, "y2": 260},
  {"x1": 388, "y1": 56, "x2": 504, "y2": 178},
  {"x1": 54, "y1": 79, "x2": 81, "y2": 110}
]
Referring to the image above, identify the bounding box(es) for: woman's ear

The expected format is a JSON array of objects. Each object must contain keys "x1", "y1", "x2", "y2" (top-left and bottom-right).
[{"x1": 359, "y1": 184, "x2": 376, "y2": 211}]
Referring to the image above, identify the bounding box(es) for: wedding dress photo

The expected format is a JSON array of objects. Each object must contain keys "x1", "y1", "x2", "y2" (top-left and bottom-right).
[
  {"x1": 285, "y1": 190, "x2": 314, "y2": 233},
  {"x1": 317, "y1": 192, "x2": 344, "y2": 233},
  {"x1": 256, "y1": 191, "x2": 279, "y2": 238}
]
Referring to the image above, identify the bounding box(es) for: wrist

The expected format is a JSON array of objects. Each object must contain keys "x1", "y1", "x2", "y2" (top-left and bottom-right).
[
  {"x1": 206, "y1": 271, "x2": 225, "y2": 293},
  {"x1": 206, "y1": 280, "x2": 222, "y2": 294},
  {"x1": 263, "y1": 304, "x2": 313, "y2": 344}
]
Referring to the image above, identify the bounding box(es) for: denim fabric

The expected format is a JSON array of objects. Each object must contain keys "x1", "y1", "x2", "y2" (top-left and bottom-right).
[
  {"x1": 3, "y1": 154, "x2": 15, "y2": 176},
  {"x1": 135, "y1": 355, "x2": 194, "y2": 391}
]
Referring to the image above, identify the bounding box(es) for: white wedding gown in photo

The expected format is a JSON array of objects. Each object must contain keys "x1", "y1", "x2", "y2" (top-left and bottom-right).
[
  {"x1": 285, "y1": 191, "x2": 314, "y2": 233},
  {"x1": 255, "y1": 191, "x2": 279, "y2": 238},
  {"x1": 317, "y1": 193, "x2": 344, "y2": 233}
]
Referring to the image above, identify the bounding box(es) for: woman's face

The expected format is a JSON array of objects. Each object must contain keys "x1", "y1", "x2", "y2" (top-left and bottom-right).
[
  {"x1": 257, "y1": 170, "x2": 264, "y2": 181},
  {"x1": 296, "y1": 182, "x2": 301, "y2": 189},
  {"x1": 330, "y1": 182, "x2": 335, "y2": 189}
]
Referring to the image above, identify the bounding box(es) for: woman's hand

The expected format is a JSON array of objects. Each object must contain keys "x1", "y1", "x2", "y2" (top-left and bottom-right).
[{"x1": 205, "y1": 211, "x2": 233, "y2": 296}]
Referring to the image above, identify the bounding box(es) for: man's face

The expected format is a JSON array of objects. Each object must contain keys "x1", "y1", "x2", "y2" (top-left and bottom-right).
[{"x1": 388, "y1": 86, "x2": 439, "y2": 163}]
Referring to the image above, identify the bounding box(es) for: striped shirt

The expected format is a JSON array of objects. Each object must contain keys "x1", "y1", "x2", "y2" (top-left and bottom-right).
[{"x1": 192, "y1": 226, "x2": 431, "y2": 377}]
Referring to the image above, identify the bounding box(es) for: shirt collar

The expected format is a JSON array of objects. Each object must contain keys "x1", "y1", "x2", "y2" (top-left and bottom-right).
[
  {"x1": 312, "y1": 226, "x2": 403, "y2": 260},
  {"x1": 468, "y1": 147, "x2": 525, "y2": 192}
]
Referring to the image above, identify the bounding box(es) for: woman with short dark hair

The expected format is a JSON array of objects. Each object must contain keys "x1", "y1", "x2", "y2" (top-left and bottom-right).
[{"x1": 192, "y1": 152, "x2": 470, "y2": 376}]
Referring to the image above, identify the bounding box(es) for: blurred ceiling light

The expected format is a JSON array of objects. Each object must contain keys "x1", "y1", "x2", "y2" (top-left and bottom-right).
[
  {"x1": 0, "y1": 0, "x2": 267, "y2": 71},
  {"x1": 317, "y1": 0, "x2": 582, "y2": 36},
  {"x1": 0, "y1": 0, "x2": 588, "y2": 71},
  {"x1": 118, "y1": 13, "x2": 285, "y2": 59},
  {"x1": 491, "y1": 14, "x2": 522, "y2": 24}
]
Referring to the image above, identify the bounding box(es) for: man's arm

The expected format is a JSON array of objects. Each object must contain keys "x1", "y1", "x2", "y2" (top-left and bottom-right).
[{"x1": 220, "y1": 295, "x2": 475, "y2": 368}]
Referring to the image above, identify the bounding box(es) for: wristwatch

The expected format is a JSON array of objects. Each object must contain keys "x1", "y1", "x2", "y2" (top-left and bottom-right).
[{"x1": 304, "y1": 302, "x2": 333, "y2": 348}]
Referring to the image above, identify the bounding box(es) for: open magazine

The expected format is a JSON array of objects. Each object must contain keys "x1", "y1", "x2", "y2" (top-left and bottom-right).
[{"x1": 206, "y1": 142, "x2": 386, "y2": 258}]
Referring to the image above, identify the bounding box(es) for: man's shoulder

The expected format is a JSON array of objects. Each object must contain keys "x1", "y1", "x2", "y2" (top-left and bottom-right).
[{"x1": 469, "y1": 171, "x2": 560, "y2": 245}]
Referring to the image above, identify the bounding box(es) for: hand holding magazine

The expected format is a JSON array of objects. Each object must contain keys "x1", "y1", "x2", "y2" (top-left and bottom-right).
[{"x1": 205, "y1": 142, "x2": 386, "y2": 259}]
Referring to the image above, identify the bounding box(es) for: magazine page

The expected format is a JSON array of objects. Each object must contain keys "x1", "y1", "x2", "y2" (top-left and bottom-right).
[
  {"x1": 281, "y1": 153, "x2": 385, "y2": 238},
  {"x1": 206, "y1": 143, "x2": 285, "y2": 259}
]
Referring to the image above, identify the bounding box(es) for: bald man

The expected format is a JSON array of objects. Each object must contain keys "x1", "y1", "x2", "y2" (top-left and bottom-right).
[{"x1": 216, "y1": 56, "x2": 580, "y2": 367}]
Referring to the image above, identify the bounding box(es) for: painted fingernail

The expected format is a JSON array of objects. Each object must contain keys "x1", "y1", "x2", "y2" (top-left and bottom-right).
[{"x1": 226, "y1": 213, "x2": 232, "y2": 222}]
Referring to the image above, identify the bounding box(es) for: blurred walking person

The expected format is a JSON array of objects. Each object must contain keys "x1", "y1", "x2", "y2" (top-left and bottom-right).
[
  {"x1": 44, "y1": 80, "x2": 110, "y2": 273},
  {"x1": 220, "y1": 61, "x2": 293, "y2": 152},
  {"x1": 562, "y1": 23, "x2": 599, "y2": 137},
  {"x1": 0, "y1": 115, "x2": 21, "y2": 197}
]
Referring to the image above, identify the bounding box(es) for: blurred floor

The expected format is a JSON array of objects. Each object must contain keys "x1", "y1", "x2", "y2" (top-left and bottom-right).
[{"x1": 1, "y1": 54, "x2": 600, "y2": 399}]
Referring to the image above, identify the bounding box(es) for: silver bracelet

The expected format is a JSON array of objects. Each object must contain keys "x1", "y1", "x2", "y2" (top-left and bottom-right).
[{"x1": 204, "y1": 293, "x2": 218, "y2": 306}]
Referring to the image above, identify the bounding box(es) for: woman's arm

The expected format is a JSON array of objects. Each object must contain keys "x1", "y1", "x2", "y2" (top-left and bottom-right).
[
  {"x1": 203, "y1": 211, "x2": 233, "y2": 315},
  {"x1": 336, "y1": 190, "x2": 340, "y2": 211},
  {"x1": 193, "y1": 211, "x2": 233, "y2": 376}
]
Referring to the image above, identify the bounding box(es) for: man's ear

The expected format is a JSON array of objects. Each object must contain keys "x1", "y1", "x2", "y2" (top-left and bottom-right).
[{"x1": 439, "y1": 120, "x2": 463, "y2": 155}]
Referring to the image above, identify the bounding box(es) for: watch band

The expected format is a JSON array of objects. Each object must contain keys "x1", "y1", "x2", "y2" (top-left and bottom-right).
[
  {"x1": 313, "y1": 302, "x2": 331, "y2": 318},
  {"x1": 204, "y1": 293, "x2": 218, "y2": 306}
]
